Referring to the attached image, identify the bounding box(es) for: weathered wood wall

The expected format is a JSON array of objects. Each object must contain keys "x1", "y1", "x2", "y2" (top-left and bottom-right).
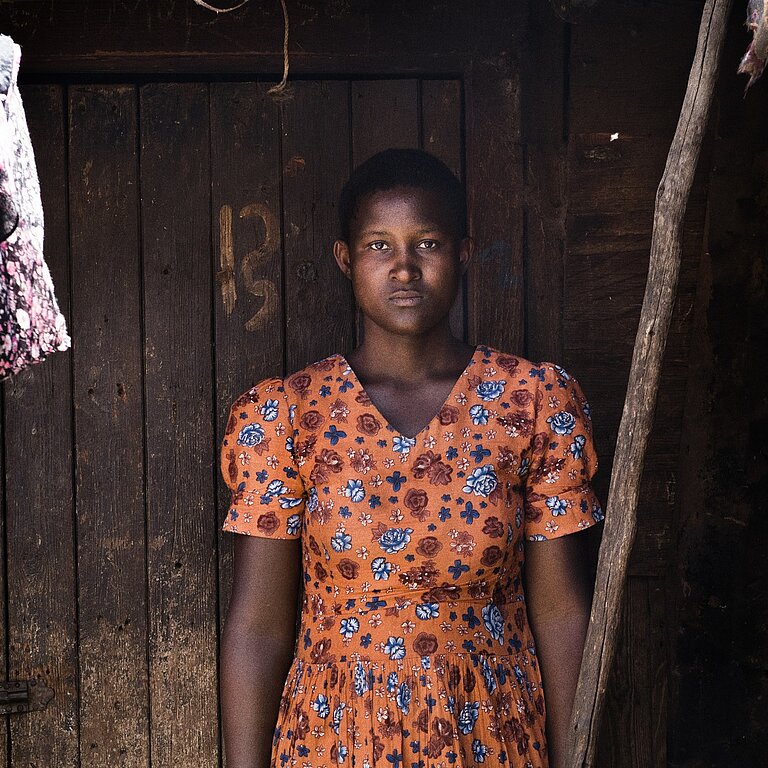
[{"x1": 0, "y1": 1, "x2": 761, "y2": 766}]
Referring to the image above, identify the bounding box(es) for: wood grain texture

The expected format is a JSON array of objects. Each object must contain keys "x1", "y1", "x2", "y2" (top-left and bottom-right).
[
  {"x1": 567, "y1": 1, "x2": 732, "y2": 764},
  {"x1": 68, "y1": 84, "x2": 149, "y2": 767},
  {"x1": 420, "y1": 79, "x2": 466, "y2": 341},
  {"x1": 140, "y1": 83, "x2": 219, "y2": 767},
  {"x1": 464, "y1": 56, "x2": 525, "y2": 351},
  {"x1": 3, "y1": 84, "x2": 78, "y2": 768},
  {"x1": 210, "y1": 83, "x2": 283, "y2": 626},
  {"x1": 281, "y1": 80, "x2": 354, "y2": 369},
  {"x1": 522, "y1": 0, "x2": 568, "y2": 363},
  {"x1": 0, "y1": 0, "x2": 524, "y2": 75},
  {"x1": 594, "y1": 578, "x2": 668, "y2": 768},
  {"x1": 563, "y1": 0, "x2": 711, "y2": 577},
  {"x1": 351, "y1": 80, "x2": 419, "y2": 164}
]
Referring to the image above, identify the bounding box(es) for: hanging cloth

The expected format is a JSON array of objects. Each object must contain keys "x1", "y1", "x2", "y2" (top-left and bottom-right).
[{"x1": 0, "y1": 35, "x2": 70, "y2": 378}]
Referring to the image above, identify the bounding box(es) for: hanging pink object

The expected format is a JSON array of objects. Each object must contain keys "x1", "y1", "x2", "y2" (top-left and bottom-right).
[
  {"x1": 0, "y1": 35, "x2": 70, "y2": 378},
  {"x1": 738, "y1": 0, "x2": 768, "y2": 90}
]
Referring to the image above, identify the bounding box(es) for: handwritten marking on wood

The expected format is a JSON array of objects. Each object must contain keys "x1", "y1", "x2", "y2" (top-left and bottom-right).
[
  {"x1": 218, "y1": 204, "x2": 236, "y2": 317},
  {"x1": 217, "y1": 202, "x2": 279, "y2": 331}
]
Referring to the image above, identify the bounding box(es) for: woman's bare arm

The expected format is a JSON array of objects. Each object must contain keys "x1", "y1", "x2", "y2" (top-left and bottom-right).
[
  {"x1": 221, "y1": 534, "x2": 302, "y2": 768},
  {"x1": 524, "y1": 533, "x2": 593, "y2": 768}
]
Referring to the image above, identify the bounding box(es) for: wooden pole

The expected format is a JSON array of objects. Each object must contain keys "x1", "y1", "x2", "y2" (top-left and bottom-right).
[{"x1": 566, "y1": 0, "x2": 734, "y2": 765}]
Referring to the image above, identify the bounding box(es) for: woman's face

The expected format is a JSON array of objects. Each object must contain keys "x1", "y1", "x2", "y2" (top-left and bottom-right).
[{"x1": 334, "y1": 185, "x2": 473, "y2": 338}]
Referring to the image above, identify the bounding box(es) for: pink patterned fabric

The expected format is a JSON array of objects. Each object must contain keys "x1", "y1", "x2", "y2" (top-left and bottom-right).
[{"x1": 0, "y1": 36, "x2": 70, "y2": 378}]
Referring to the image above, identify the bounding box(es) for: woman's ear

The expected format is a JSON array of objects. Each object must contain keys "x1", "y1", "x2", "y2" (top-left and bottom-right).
[
  {"x1": 333, "y1": 239, "x2": 352, "y2": 280},
  {"x1": 458, "y1": 236, "x2": 475, "y2": 274}
]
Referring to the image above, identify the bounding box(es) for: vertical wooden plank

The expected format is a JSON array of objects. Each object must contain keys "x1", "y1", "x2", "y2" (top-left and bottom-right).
[
  {"x1": 281, "y1": 80, "x2": 354, "y2": 369},
  {"x1": 464, "y1": 56, "x2": 525, "y2": 351},
  {"x1": 521, "y1": 0, "x2": 567, "y2": 363},
  {"x1": 596, "y1": 578, "x2": 667, "y2": 767},
  {"x1": 140, "y1": 83, "x2": 219, "y2": 767},
  {"x1": 69, "y1": 84, "x2": 149, "y2": 768},
  {"x1": 351, "y1": 79, "x2": 419, "y2": 164},
  {"x1": 4, "y1": 84, "x2": 78, "y2": 768},
  {"x1": 421, "y1": 79, "x2": 466, "y2": 341},
  {"x1": 210, "y1": 83, "x2": 282, "y2": 625}
]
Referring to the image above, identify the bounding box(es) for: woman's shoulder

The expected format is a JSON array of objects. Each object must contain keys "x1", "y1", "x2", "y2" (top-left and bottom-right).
[
  {"x1": 232, "y1": 354, "x2": 343, "y2": 404},
  {"x1": 477, "y1": 344, "x2": 580, "y2": 385}
]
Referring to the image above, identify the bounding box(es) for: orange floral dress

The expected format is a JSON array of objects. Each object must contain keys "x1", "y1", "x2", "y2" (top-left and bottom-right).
[{"x1": 221, "y1": 344, "x2": 603, "y2": 768}]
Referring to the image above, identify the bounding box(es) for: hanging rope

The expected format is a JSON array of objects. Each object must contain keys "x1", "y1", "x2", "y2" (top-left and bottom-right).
[
  {"x1": 267, "y1": 0, "x2": 292, "y2": 98},
  {"x1": 192, "y1": 0, "x2": 249, "y2": 13}
]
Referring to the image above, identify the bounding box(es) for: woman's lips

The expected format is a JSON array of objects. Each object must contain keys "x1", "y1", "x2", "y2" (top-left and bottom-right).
[{"x1": 389, "y1": 290, "x2": 424, "y2": 306}]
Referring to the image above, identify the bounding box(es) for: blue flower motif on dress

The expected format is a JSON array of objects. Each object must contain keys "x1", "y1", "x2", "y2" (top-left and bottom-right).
[
  {"x1": 345, "y1": 479, "x2": 366, "y2": 503},
  {"x1": 393, "y1": 436, "x2": 416, "y2": 455},
  {"x1": 583, "y1": 400, "x2": 592, "y2": 419},
  {"x1": 332, "y1": 703, "x2": 346, "y2": 735},
  {"x1": 547, "y1": 410, "x2": 576, "y2": 436},
  {"x1": 337, "y1": 744, "x2": 348, "y2": 762},
  {"x1": 415, "y1": 603, "x2": 439, "y2": 620},
  {"x1": 476, "y1": 380, "x2": 506, "y2": 401},
  {"x1": 267, "y1": 479, "x2": 288, "y2": 496},
  {"x1": 482, "y1": 603, "x2": 505, "y2": 644},
  {"x1": 396, "y1": 681, "x2": 411, "y2": 714},
  {"x1": 472, "y1": 739, "x2": 489, "y2": 762},
  {"x1": 260, "y1": 398, "x2": 280, "y2": 421},
  {"x1": 480, "y1": 655, "x2": 497, "y2": 694},
  {"x1": 569, "y1": 434, "x2": 586, "y2": 459},
  {"x1": 331, "y1": 531, "x2": 353, "y2": 552},
  {"x1": 546, "y1": 496, "x2": 568, "y2": 516},
  {"x1": 279, "y1": 495, "x2": 304, "y2": 509},
  {"x1": 553, "y1": 364, "x2": 571, "y2": 380},
  {"x1": 286, "y1": 513, "x2": 301, "y2": 536},
  {"x1": 340, "y1": 617, "x2": 360, "y2": 639},
  {"x1": 237, "y1": 422, "x2": 265, "y2": 447},
  {"x1": 354, "y1": 662, "x2": 370, "y2": 695},
  {"x1": 384, "y1": 636, "x2": 406, "y2": 660},
  {"x1": 312, "y1": 694, "x2": 331, "y2": 718},
  {"x1": 371, "y1": 557, "x2": 393, "y2": 580},
  {"x1": 592, "y1": 504, "x2": 605, "y2": 523},
  {"x1": 386, "y1": 672, "x2": 399, "y2": 693},
  {"x1": 469, "y1": 404, "x2": 489, "y2": 425},
  {"x1": 458, "y1": 701, "x2": 479, "y2": 734},
  {"x1": 386, "y1": 471, "x2": 407, "y2": 492},
  {"x1": 379, "y1": 528, "x2": 413, "y2": 554},
  {"x1": 463, "y1": 465, "x2": 498, "y2": 497}
]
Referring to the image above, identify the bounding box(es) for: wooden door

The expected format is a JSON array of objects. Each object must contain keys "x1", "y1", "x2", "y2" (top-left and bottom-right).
[{"x1": 1, "y1": 78, "x2": 462, "y2": 768}]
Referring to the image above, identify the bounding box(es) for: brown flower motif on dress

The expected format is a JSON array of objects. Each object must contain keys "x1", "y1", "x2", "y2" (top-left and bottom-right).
[
  {"x1": 438, "y1": 404, "x2": 459, "y2": 425},
  {"x1": 256, "y1": 511, "x2": 280, "y2": 536},
  {"x1": 287, "y1": 371, "x2": 312, "y2": 398},
  {"x1": 404, "y1": 487, "x2": 430, "y2": 521},
  {"x1": 357, "y1": 412, "x2": 382, "y2": 436},
  {"x1": 299, "y1": 410, "x2": 325, "y2": 431}
]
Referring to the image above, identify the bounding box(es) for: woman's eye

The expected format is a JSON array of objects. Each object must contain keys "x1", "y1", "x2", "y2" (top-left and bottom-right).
[
  {"x1": 369, "y1": 241, "x2": 388, "y2": 251},
  {"x1": 418, "y1": 240, "x2": 437, "y2": 249}
]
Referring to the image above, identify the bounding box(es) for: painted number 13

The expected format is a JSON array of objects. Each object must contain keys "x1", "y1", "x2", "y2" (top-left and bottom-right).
[{"x1": 218, "y1": 203, "x2": 278, "y2": 332}]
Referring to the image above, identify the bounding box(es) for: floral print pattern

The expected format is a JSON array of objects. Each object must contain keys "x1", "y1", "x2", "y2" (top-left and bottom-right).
[
  {"x1": 0, "y1": 36, "x2": 70, "y2": 379},
  {"x1": 221, "y1": 345, "x2": 603, "y2": 768}
]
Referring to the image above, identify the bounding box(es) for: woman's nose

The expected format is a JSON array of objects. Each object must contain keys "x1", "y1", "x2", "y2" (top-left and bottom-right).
[{"x1": 390, "y1": 248, "x2": 421, "y2": 281}]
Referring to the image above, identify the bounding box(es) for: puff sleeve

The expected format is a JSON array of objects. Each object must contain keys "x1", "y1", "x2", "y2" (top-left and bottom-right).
[
  {"x1": 523, "y1": 362, "x2": 604, "y2": 541},
  {"x1": 220, "y1": 377, "x2": 307, "y2": 539}
]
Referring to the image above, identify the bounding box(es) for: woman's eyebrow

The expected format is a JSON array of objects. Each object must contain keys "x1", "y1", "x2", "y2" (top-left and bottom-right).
[{"x1": 360, "y1": 226, "x2": 444, "y2": 237}]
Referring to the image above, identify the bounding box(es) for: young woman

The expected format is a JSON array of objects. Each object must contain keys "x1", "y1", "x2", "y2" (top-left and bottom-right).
[{"x1": 220, "y1": 149, "x2": 604, "y2": 768}]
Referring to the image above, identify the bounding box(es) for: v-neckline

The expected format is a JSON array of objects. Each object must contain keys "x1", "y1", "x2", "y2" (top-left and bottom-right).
[{"x1": 336, "y1": 346, "x2": 480, "y2": 441}]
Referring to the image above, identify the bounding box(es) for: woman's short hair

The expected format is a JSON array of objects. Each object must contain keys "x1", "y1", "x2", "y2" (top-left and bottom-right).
[{"x1": 338, "y1": 148, "x2": 467, "y2": 242}]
